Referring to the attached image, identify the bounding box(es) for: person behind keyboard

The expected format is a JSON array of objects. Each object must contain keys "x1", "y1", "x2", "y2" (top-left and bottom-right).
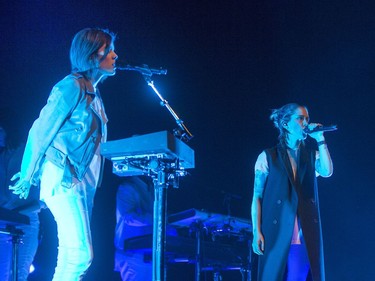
[
  {"x1": 0, "y1": 116, "x2": 43, "y2": 281},
  {"x1": 114, "y1": 176, "x2": 154, "y2": 280}
]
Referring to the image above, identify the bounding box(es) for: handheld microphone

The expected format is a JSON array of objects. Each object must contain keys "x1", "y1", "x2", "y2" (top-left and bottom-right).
[
  {"x1": 304, "y1": 125, "x2": 337, "y2": 133},
  {"x1": 116, "y1": 63, "x2": 167, "y2": 76}
]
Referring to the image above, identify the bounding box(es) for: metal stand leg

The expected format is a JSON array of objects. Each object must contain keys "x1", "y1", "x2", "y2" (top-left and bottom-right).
[
  {"x1": 240, "y1": 267, "x2": 251, "y2": 281},
  {"x1": 152, "y1": 171, "x2": 168, "y2": 281},
  {"x1": 213, "y1": 271, "x2": 222, "y2": 281},
  {"x1": 194, "y1": 222, "x2": 202, "y2": 281},
  {"x1": 246, "y1": 238, "x2": 252, "y2": 281},
  {"x1": 0, "y1": 226, "x2": 24, "y2": 281},
  {"x1": 12, "y1": 234, "x2": 22, "y2": 281}
]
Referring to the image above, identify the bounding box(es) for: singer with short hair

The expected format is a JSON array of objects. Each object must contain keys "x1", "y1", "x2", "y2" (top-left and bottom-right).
[
  {"x1": 251, "y1": 103, "x2": 333, "y2": 281},
  {"x1": 9, "y1": 28, "x2": 118, "y2": 280}
]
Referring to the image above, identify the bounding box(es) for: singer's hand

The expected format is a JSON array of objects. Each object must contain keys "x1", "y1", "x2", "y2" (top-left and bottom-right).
[
  {"x1": 306, "y1": 123, "x2": 324, "y2": 141},
  {"x1": 252, "y1": 230, "x2": 265, "y2": 255},
  {"x1": 9, "y1": 172, "x2": 31, "y2": 199}
]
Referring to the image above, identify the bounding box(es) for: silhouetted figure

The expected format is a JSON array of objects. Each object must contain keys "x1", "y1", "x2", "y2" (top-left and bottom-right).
[{"x1": 0, "y1": 121, "x2": 42, "y2": 281}]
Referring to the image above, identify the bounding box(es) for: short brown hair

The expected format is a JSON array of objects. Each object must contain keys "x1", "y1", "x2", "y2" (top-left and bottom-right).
[{"x1": 70, "y1": 28, "x2": 116, "y2": 78}]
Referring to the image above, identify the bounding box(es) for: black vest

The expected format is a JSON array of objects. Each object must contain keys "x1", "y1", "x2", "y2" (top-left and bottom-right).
[{"x1": 257, "y1": 144, "x2": 325, "y2": 281}]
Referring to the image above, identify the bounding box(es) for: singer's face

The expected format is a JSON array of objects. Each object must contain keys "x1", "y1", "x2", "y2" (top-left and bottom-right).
[
  {"x1": 287, "y1": 106, "x2": 309, "y2": 140},
  {"x1": 97, "y1": 43, "x2": 118, "y2": 76}
]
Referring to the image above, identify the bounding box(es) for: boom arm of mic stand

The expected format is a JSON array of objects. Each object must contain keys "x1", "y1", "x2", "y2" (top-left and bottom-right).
[{"x1": 142, "y1": 74, "x2": 194, "y2": 142}]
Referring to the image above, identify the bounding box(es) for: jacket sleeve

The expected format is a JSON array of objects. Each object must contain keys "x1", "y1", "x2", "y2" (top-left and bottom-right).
[{"x1": 20, "y1": 76, "x2": 82, "y2": 183}]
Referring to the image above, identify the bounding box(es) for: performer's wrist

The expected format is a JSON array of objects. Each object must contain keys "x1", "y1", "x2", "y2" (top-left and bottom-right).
[{"x1": 317, "y1": 140, "x2": 326, "y2": 147}]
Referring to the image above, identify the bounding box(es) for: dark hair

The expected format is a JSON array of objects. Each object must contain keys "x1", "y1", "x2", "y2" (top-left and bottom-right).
[
  {"x1": 270, "y1": 103, "x2": 308, "y2": 145},
  {"x1": 70, "y1": 28, "x2": 116, "y2": 78}
]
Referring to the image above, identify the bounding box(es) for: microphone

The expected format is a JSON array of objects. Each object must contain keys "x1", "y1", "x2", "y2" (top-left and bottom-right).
[
  {"x1": 304, "y1": 125, "x2": 337, "y2": 133},
  {"x1": 116, "y1": 63, "x2": 167, "y2": 76}
]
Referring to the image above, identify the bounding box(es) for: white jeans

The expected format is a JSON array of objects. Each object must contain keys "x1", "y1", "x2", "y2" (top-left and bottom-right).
[{"x1": 41, "y1": 160, "x2": 97, "y2": 281}]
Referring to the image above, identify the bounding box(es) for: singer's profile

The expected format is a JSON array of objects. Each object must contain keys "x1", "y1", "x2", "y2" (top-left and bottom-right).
[{"x1": 250, "y1": 103, "x2": 333, "y2": 281}]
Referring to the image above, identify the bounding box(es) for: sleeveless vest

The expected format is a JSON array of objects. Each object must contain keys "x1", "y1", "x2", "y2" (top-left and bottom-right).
[{"x1": 257, "y1": 144, "x2": 325, "y2": 281}]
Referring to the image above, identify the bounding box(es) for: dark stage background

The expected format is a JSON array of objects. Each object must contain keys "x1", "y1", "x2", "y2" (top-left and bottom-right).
[{"x1": 1, "y1": 1, "x2": 375, "y2": 280}]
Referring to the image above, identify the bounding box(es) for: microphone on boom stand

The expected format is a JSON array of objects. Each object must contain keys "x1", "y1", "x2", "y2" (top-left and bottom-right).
[{"x1": 116, "y1": 62, "x2": 167, "y2": 76}]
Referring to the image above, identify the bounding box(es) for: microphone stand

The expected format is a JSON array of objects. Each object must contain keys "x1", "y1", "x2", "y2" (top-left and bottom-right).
[
  {"x1": 142, "y1": 74, "x2": 193, "y2": 143},
  {"x1": 137, "y1": 70, "x2": 193, "y2": 281},
  {"x1": 118, "y1": 63, "x2": 193, "y2": 142}
]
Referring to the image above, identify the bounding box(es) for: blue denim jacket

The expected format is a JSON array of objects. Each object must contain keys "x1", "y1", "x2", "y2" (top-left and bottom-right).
[{"x1": 20, "y1": 73, "x2": 108, "y2": 187}]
